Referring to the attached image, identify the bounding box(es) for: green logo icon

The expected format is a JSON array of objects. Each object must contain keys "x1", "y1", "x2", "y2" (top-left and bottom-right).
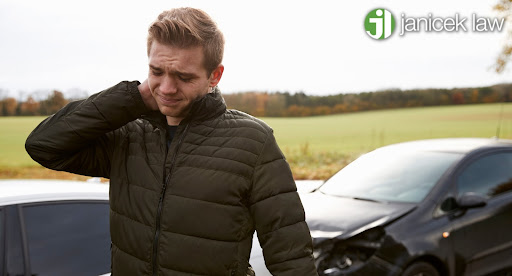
[{"x1": 365, "y1": 8, "x2": 396, "y2": 39}]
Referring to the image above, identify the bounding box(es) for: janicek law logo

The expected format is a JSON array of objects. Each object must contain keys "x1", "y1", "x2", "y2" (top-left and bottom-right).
[{"x1": 365, "y1": 8, "x2": 396, "y2": 39}]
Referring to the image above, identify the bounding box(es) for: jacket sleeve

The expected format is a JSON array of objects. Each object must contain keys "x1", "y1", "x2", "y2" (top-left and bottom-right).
[
  {"x1": 249, "y1": 131, "x2": 318, "y2": 276},
  {"x1": 25, "y1": 81, "x2": 147, "y2": 178}
]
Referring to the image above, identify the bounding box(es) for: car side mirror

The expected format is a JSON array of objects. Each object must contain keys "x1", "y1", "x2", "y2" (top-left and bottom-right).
[{"x1": 457, "y1": 192, "x2": 487, "y2": 209}]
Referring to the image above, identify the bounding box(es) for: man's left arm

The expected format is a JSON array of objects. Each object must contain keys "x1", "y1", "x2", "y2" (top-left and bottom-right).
[{"x1": 249, "y1": 132, "x2": 318, "y2": 276}]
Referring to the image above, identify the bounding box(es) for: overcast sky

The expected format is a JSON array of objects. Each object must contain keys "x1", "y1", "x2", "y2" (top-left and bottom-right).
[{"x1": 1, "y1": 0, "x2": 511, "y2": 98}]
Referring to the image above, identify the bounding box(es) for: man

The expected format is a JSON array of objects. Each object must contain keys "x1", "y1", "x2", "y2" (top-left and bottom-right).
[{"x1": 25, "y1": 7, "x2": 318, "y2": 276}]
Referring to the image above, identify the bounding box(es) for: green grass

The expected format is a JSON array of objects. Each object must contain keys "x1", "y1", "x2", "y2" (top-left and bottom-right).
[
  {"x1": 1, "y1": 103, "x2": 511, "y2": 179},
  {"x1": 0, "y1": 116, "x2": 46, "y2": 167},
  {"x1": 264, "y1": 103, "x2": 512, "y2": 154}
]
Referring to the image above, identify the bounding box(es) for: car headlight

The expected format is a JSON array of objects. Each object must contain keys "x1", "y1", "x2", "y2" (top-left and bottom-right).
[{"x1": 315, "y1": 227, "x2": 385, "y2": 276}]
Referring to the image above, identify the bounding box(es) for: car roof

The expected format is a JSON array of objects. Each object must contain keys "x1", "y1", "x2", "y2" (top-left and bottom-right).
[
  {"x1": 375, "y1": 138, "x2": 512, "y2": 154},
  {"x1": 0, "y1": 179, "x2": 109, "y2": 206}
]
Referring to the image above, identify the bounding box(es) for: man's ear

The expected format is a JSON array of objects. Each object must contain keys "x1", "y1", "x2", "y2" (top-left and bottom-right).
[{"x1": 208, "y1": 65, "x2": 224, "y2": 87}]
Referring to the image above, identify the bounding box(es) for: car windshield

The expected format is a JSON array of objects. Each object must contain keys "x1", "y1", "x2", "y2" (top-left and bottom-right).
[{"x1": 319, "y1": 149, "x2": 463, "y2": 203}]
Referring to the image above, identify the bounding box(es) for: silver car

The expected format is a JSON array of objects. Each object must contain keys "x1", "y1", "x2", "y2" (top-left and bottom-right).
[
  {"x1": 0, "y1": 179, "x2": 110, "y2": 276},
  {"x1": 0, "y1": 179, "x2": 293, "y2": 276}
]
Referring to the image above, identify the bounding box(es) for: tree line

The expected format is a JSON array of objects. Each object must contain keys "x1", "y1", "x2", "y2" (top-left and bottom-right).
[
  {"x1": 222, "y1": 83, "x2": 512, "y2": 117},
  {"x1": 0, "y1": 90, "x2": 69, "y2": 116},
  {"x1": 1, "y1": 84, "x2": 511, "y2": 117}
]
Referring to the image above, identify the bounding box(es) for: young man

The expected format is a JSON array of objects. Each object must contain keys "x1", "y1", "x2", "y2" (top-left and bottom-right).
[{"x1": 26, "y1": 7, "x2": 318, "y2": 276}]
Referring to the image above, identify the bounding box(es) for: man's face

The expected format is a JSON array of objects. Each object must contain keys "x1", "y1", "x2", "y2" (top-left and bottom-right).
[{"x1": 147, "y1": 41, "x2": 222, "y2": 125}]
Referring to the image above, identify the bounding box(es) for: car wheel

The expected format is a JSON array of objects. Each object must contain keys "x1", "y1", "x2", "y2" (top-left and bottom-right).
[{"x1": 402, "y1": 261, "x2": 439, "y2": 276}]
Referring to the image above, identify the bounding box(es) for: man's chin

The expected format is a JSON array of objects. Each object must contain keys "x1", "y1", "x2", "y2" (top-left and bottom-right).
[{"x1": 158, "y1": 106, "x2": 187, "y2": 119}]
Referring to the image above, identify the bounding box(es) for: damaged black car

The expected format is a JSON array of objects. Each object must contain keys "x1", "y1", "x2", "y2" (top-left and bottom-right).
[{"x1": 303, "y1": 138, "x2": 512, "y2": 276}]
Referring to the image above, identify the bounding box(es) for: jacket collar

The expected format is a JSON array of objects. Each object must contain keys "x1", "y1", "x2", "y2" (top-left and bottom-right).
[{"x1": 142, "y1": 86, "x2": 227, "y2": 129}]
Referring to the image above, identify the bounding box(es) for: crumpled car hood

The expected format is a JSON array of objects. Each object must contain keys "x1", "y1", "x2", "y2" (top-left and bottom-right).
[{"x1": 301, "y1": 192, "x2": 416, "y2": 241}]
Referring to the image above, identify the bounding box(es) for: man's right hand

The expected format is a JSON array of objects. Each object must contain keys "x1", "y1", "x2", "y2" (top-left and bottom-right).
[{"x1": 138, "y1": 79, "x2": 159, "y2": 111}]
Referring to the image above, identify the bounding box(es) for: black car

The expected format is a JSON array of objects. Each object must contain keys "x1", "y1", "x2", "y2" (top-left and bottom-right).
[{"x1": 305, "y1": 138, "x2": 512, "y2": 276}]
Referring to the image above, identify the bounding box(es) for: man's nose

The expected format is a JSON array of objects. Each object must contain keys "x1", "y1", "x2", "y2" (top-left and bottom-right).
[{"x1": 160, "y1": 76, "x2": 178, "y2": 94}]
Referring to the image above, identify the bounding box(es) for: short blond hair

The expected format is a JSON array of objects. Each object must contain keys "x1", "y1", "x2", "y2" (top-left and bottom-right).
[{"x1": 147, "y1": 7, "x2": 224, "y2": 75}]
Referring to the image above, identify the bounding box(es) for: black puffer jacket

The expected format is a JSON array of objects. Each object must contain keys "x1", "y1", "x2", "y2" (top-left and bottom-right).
[{"x1": 25, "y1": 81, "x2": 318, "y2": 276}]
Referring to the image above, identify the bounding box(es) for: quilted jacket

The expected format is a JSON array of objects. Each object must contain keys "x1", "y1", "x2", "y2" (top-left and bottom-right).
[{"x1": 25, "y1": 81, "x2": 318, "y2": 276}]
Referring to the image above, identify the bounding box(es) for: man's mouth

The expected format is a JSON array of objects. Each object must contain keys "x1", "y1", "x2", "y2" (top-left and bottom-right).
[{"x1": 158, "y1": 96, "x2": 182, "y2": 105}]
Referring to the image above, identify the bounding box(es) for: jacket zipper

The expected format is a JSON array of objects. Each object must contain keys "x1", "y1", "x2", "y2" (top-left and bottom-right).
[{"x1": 152, "y1": 124, "x2": 190, "y2": 276}]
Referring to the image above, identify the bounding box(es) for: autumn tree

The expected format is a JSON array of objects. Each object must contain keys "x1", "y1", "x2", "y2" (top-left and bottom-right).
[
  {"x1": 39, "y1": 90, "x2": 68, "y2": 115},
  {"x1": 2, "y1": 98, "x2": 18, "y2": 116},
  {"x1": 493, "y1": 0, "x2": 512, "y2": 73},
  {"x1": 20, "y1": 96, "x2": 40, "y2": 115},
  {"x1": 451, "y1": 91, "x2": 465, "y2": 104},
  {"x1": 265, "y1": 93, "x2": 286, "y2": 117}
]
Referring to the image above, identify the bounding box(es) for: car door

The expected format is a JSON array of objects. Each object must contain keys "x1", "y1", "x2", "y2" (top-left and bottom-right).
[
  {"x1": 2, "y1": 200, "x2": 111, "y2": 276},
  {"x1": 451, "y1": 150, "x2": 512, "y2": 276}
]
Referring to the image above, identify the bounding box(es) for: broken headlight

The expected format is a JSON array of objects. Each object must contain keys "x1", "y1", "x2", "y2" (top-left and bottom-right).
[{"x1": 315, "y1": 227, "x2": 385, "y2": 276}]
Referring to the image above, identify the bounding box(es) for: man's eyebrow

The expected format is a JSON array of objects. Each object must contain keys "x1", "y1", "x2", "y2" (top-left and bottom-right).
[
  {"x1": 149, "y1": 64, "x2": 162, "y2": 71},
  {"x1": 149, "y1": 64, "x2": 198, "y2": 78}
]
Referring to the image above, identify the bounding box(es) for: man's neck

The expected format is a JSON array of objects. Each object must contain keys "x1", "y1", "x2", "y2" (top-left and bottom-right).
[{"x1": 166, "y1": 116, "x2": 183, "y2": 126}]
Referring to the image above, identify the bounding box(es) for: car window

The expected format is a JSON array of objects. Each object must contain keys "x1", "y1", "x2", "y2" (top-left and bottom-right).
[
  {"x1": 22, "y1": 202, "x2": 110, "y2": 276},
  {"x1": 457, "y1": 152, "x2": 512, "y2": 198},
  {"x1": 320, "y1": 150, "x2": 462, "y2": 203}
]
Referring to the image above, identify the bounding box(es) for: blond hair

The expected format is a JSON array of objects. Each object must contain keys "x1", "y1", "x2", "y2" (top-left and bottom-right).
[{"x1": 147, "y1": 7, "x2": 224, "y2": 75}]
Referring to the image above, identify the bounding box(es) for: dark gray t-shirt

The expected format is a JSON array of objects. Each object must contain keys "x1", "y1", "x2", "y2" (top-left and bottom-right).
[{"x1": 166, "y1": 125, "x2": 178, "y2": 148}]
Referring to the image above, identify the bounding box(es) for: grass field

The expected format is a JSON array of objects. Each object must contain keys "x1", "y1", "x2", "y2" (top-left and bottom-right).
[
  {"x1": 266, "y1": 103, "x2": 512, "y2": 153},
  {"x1": 1, "y1": 103, "x2": 511, "y2": 180}
]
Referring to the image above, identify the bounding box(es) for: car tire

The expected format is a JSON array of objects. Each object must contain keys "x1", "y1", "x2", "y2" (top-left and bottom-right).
[{"x1": 402, "y1": 261, "x2": 439, "y2": 276}]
